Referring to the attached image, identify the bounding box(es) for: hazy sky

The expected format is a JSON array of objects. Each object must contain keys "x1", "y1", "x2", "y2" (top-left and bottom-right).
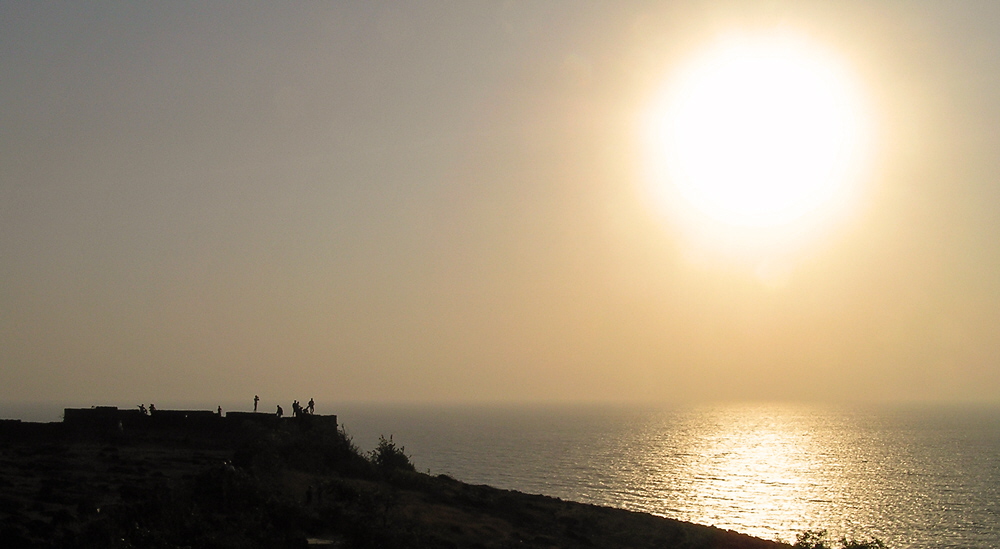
[{"x1": 3, "y1": 1, "x2": 999, "y2": 407}]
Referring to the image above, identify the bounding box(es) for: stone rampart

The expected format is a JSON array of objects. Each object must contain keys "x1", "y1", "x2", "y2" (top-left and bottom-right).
[{"x1": 61, "y1": 406, "x2": 337, "y2": 434}]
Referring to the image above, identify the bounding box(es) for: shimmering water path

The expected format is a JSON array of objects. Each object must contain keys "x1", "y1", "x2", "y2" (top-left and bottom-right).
[{"x1": 337, "y1": 403, "x2": 1000, "y2": 549}]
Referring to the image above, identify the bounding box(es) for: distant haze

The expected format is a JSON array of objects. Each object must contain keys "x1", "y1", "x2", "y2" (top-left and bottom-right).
[{"x1": 3, "y1": 2, "x2": 999, "y2": 407}]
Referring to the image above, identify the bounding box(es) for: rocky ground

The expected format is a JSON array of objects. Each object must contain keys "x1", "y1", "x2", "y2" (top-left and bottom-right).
[{"x1": 0, "y1": 416, "x2": 791, "y2": 549}]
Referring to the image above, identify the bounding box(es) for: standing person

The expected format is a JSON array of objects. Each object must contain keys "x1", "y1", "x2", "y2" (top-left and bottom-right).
[
  {"x1": 254, "y1": 395, "x2": 259, "y2": 412},
  {"x1": 217, "y1": 406, "x2": 223, "y2": 416},
  {"x1": 308, "y1": 398, "x2": 315, "y2": 415}
]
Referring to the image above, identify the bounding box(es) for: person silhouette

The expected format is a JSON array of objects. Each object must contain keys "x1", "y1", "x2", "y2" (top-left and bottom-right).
[
  {"x1": 254, "y1": 395, "x2": 259, "y2": 412},
  {"x1": 138, "y1": 404, "x2": 147, "y2": 415},
  {"x1": 149, "y1": 403, "x2": 156, "y2": 413},
  {"x1": 276, "y1": 404, "x2": 283, "y2": 418},
  {"x1": 308, "y1": 398, "x2": 315, "y2": 414}
]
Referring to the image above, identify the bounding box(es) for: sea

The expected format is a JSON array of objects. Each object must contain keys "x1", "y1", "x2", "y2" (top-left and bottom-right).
[{"x1": 4, "y1": 401, "x2": 998, "y2": 549}]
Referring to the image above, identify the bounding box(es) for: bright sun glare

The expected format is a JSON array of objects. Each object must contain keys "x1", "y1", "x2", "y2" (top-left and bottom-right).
[{"x1": 646, "y1": 33, "x2": 872, "y2": 242}]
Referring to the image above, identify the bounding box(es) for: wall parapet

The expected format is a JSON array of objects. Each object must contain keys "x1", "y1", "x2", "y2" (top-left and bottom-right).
[{"x1": 61, "y1": 406, "x2": 337, "y2": 432}]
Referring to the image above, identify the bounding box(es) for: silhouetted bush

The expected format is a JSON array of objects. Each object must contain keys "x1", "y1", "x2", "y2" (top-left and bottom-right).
[
  {"x1": 368, "y1": 435, "x2": 415, "y2": 473},
  {"x1": 795, "y1": 529, "x2": 887, "y2": 549}
]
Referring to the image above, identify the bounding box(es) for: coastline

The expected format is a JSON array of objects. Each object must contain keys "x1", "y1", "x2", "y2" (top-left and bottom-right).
[{"x1": 0, "y1": 408, "x2": 790, "y2": 548}]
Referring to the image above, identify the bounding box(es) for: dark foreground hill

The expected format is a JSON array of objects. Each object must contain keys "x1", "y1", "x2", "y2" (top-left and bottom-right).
[{"x1": 0, "y1": 411, "x2": 790, "y2": 549}]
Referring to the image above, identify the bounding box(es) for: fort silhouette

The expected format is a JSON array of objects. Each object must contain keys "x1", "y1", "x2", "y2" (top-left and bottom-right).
[
  {"x1": 61, "y1": 406, "x2": 337, "y2": 431},
  {"x1": 0, "y1": 406, "x2": 337, "y2": 443}
]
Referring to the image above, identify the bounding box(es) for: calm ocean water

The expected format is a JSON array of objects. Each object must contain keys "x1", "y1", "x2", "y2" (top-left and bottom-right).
[
  {"x1": 335, "y1": 402, "x2": 1000, "y2": 549},
  {"x1": 4, "y1": 401, "x2": 998, "y2": 548}
]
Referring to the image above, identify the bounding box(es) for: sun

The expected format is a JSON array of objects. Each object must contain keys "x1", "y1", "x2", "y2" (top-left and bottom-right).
[{"x1": 645, "y1": 33, "x2": 872, "y2": 242}]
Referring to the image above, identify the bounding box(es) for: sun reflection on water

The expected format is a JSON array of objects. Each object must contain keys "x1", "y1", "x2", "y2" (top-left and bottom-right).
[
  {"x1": 615, "y1": 404, "x2": 843, "y2": 542},
  {"x1": 339, "y1": 402, "x2": 1000, "y2": 547}
]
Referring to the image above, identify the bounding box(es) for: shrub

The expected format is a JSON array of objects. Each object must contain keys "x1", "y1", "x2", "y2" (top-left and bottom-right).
[
  {"x1": 794, "y1": 530, "x2": 887, "y2": 549},
  {"x1": 368, "y1": 435, "x2": 415, "y2": 472},
  {"x1": 841, "y1": 538, "x2": 887, "y2": 549},
  {"x1": 795, "y1": 530, "x2": 830, "y2": 549}
]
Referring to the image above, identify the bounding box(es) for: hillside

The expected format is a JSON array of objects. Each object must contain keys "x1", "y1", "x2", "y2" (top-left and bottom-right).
[{"x1": 0, "y1": 409, "x2": 790, "y2": 549}]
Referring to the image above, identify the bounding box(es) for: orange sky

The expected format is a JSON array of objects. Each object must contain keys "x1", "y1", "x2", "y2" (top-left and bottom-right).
[{"x1": 2, "y1": 2, "x2": 999, "y2": 406}]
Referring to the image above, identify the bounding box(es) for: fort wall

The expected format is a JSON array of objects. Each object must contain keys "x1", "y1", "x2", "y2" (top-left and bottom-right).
[{"x1": 60, "y1": 406, "x2": 337, "y2": 433}]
